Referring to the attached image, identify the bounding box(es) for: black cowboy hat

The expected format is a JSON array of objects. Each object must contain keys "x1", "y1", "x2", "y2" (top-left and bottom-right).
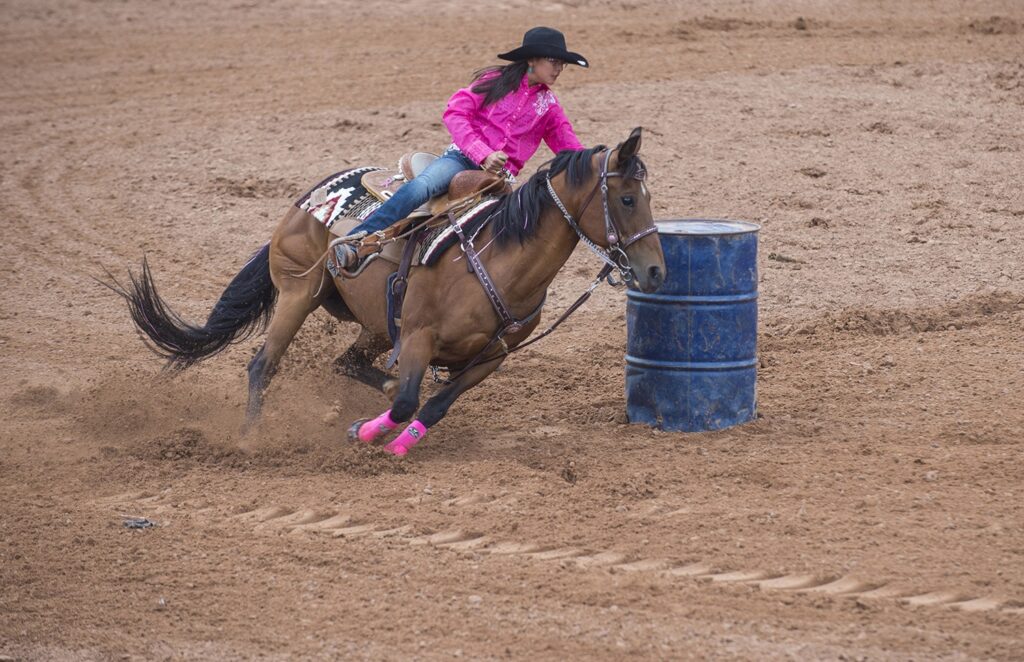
[{"x1": 497, "y1": 27, "x2": 589, "y2": 68}]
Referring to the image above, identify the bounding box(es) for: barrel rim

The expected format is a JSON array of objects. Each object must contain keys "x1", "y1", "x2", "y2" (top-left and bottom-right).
[{"x1": 656, "y1": 219, "x2": 761, "y2": 235}]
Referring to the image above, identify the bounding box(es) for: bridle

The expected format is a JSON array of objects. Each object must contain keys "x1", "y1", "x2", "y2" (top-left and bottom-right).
[{"x1": 545, "y1": 147, "x2": 657, "y2": 284}]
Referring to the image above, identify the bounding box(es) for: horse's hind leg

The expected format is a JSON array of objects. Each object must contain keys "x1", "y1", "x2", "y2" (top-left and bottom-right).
[
  {"x1": 333, "y1": 328, "x2": 396, "y2": 397},
  {"x1": 245, "y1": 284, "x2": 321, "y2": 429}
]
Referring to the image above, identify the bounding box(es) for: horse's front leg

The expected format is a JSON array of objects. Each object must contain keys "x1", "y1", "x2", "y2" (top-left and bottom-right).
[
  {"x1": 384, "y1": 356, "x2": 504, "y2": 456},
  {"x1": 349, "y1": 329, "x2": 434, "y2": 448}
]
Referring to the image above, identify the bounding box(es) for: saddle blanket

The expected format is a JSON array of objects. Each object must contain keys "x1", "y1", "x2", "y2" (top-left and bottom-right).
[
  {"x1": 295, "y1": 166, "x2": 384, "y2": 229},
  {"x1": 419, "y1": 198, "x2": 500, "y2": 266}
]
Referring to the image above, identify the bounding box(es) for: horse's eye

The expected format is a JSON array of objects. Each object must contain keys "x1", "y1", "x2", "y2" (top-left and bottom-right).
[{"x1": 621, "y1": 196, "x2": 635, "y2": 207}]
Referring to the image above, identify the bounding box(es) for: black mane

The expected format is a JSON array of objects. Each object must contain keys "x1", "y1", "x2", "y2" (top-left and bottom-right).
[{"x1": 489, "y1": 144, "x2": 645, "y2": 246}]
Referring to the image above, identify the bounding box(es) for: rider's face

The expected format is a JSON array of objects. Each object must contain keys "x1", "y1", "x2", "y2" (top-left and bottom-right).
[{"x1": 528, "y1": 57, "x2": 565, "y2": 87}]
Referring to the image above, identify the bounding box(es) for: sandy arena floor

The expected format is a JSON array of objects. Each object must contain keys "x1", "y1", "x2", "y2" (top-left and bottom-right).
[{"x1": 2, "y1": 1, "x2": 1023, "y2": 659}]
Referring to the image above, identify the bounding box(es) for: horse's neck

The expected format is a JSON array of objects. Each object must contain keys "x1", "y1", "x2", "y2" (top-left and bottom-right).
[{"x1": 489, "y1": 200, "x2": 581, "y2": 304}]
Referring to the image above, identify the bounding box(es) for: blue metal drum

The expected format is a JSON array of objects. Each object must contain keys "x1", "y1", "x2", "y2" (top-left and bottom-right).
[{"x1": 625, "y1": 219, "x2": 760, "y2": 432}]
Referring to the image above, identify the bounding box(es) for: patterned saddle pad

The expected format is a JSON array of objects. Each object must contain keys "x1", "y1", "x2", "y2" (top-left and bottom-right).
[{"x1": 295, "y1": 166, "x2": 385, "y2": 230}]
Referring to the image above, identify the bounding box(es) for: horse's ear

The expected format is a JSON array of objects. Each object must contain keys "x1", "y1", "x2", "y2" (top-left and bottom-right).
[{"x1": 616, "y1": 127, "x2": 643, "y2": 164}]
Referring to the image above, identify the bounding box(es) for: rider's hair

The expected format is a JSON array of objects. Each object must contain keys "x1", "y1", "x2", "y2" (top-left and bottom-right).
[{"x1": 470, "y1": 61, "x2": 530, "y2": 106}]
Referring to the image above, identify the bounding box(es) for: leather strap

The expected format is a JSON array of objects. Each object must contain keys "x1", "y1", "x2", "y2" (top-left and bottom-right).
[
  {"x1": 619, "y1": 225, "x2": 658, "y2": 248},
  {"x1": 501, "y1": 264, "x2": 612, "y2": 356},
  {"x1": 449, "y1": 212, "x2": 523, "y2": 334}
]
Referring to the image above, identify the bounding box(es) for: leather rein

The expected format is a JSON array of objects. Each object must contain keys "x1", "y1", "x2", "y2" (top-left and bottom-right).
[{"x1": 443, "y1": 147, "x2": 657, "y2": 381}]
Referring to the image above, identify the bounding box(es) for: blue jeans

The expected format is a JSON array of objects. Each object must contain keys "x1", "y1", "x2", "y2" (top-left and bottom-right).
[{"x1": 349, "y1": 146, "x2": 480, "y2": 235}]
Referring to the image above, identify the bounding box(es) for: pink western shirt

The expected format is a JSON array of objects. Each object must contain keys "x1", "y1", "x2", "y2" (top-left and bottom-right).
[{"x1": 443, "y1": 74, "x2": 584, "y2": 176}]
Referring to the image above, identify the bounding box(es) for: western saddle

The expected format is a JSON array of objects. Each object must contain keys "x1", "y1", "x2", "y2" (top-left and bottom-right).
[{"x1": 327, "y1": 152, "x2": 511, "y2": 271}]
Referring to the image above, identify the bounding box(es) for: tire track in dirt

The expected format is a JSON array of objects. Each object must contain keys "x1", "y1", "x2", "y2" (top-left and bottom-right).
[{"x1": 96, "y1": 490, "x2": 1024, "y2": 617}]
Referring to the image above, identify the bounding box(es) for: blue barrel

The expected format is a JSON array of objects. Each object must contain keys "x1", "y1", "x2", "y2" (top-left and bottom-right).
[{"x1": 625, "y1": 219, "x2": 759, "y2": 432}]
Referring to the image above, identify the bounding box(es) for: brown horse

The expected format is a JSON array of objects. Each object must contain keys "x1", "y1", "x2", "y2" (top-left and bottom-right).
[{"x1": 112, "y1": 127, "x2": 665, "y2": 455}]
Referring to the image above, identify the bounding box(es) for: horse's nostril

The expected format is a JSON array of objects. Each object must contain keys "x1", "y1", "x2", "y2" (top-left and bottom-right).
[{"x1": 648, "y1": 265, "x2": 664, "y2": 286}]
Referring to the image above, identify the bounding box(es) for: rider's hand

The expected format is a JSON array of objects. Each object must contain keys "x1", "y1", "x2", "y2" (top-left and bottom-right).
[{"x1": 482, "y1": 151, "x2": 508, "y2": 174}]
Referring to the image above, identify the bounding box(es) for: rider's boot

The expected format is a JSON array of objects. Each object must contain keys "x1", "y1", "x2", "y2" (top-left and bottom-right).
[
  {"x1": 332, "y1": 243, "x2": 358, "y2": 269},
  {"x1": 331, "y1": 230, "x2": 371, "y2": 271}
]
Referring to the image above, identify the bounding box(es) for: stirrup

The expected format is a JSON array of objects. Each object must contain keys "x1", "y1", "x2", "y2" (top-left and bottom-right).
[{"x1": 332, "y1": 243, "x2": 358, "y2": 269}]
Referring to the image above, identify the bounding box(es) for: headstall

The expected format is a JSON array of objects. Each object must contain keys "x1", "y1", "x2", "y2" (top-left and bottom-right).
[{"x1": 545, "y1": 148, "x2": 656, "y2": 284}]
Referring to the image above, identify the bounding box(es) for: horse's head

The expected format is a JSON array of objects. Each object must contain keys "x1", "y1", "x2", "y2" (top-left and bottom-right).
[
  {"x1": 577, "y1": 128, "x2": 666, "y2": 293},
  {"x1": 489, "y1": 129, "x2": 666, "y2": 291}
]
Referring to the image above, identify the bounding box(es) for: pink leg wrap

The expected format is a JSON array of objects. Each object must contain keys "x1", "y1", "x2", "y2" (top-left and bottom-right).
[
  {"x1": 384, "y1": 420, "x2": 428, "y2": 457},
  {"x1": 357, "y1": 409, "x2": 399, "y2": 443}
]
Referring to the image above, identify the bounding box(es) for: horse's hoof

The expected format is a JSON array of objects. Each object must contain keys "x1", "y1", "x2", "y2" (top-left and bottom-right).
[
  {"x1": 382, "y1": 379, "x2": 399, "y2": 400},
  {"x1": 348, "y1": 419, "x2": 370, "y2": 443},
  {"x1": 383, "y1": 441, "x2": 410, "y2": 457}
]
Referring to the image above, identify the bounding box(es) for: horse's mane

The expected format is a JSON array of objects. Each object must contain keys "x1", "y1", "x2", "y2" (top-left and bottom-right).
[{"x1": 489, "y1": 144, "x2": 646, "y2": 247}]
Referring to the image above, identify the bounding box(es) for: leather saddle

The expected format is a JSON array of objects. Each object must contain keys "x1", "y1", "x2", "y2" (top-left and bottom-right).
[
  {"x1": 360, "y1": 151, "x2": 511, "y2": 219},
  {"x1": 326, "y1": 165, "x2": 509, "y2": 268},
  {"x1": 360, "y1": 152, "x2": 437, "y2": 215},
  {"x1": 327, "y1": 152, "x2": 511, "y2": 275}
]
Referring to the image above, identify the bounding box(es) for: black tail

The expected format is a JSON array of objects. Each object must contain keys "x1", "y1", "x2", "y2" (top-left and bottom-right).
[{"x1": 105, "y1": 243, "x2": 278, "y2": 369}]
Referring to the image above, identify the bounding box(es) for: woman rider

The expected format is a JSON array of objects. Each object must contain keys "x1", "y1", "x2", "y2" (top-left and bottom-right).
[{"x1": 334, "y1": 26, "x2": 588, "y2": 267}]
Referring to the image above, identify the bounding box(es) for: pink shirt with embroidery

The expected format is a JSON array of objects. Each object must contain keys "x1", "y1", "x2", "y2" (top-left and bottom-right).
[{"x1": 443, "y1": 73, "x2": 584, "y2": 176}]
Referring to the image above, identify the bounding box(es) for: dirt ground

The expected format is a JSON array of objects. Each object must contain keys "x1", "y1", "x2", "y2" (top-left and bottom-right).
[{"x1": 2, "y1": 0, "x2": 1024, "y2": 659}]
